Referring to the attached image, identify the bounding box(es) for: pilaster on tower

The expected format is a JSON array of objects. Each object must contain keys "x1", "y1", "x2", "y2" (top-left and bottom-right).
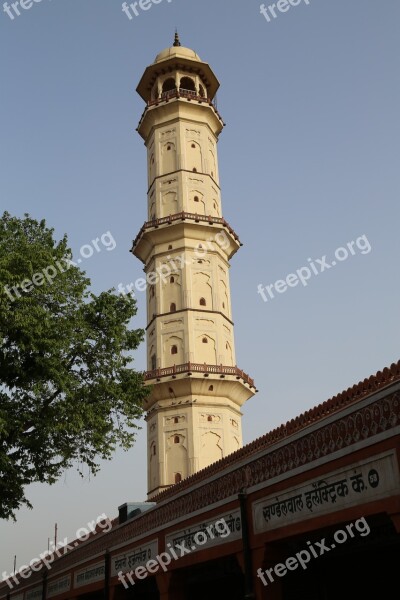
[{"x1": 131, "y1": 35, "x2": 257, "y2": 499}]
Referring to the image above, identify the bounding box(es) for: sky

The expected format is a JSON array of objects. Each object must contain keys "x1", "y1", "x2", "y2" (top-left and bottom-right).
[{"x1": 0, "y1": 0, "x2": 399, "y2": 578}]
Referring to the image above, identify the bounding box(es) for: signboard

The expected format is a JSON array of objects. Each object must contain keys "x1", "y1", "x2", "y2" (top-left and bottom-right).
[
  {"x1": 74, "y1": 563, "x2": 104, "y2": 588},
  {"x1": 111, "y1": 541, "x2": 158, "y2": 577},
  {"x1": 47, "y1": 575, "x2": 71, "y2": 598},
  {"x1": 25, "y1": 587, "x2": 41, "y2": 600},
  {"x1": 253, "y1": 451, "x2": 399, "y2": 533},
  {"x1": 165, "y1": 510, "x2": 242, "y2": 554}
]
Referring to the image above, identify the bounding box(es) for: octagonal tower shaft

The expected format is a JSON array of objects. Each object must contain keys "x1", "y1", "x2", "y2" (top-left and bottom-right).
[{"x1": 132, "y1": 40, "x2": 256, "y2": 499}]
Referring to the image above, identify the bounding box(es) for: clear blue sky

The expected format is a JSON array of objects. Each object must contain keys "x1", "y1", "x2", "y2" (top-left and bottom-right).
[{"x1": 1, "y1": 0, "x2": 399, "y2": 576}]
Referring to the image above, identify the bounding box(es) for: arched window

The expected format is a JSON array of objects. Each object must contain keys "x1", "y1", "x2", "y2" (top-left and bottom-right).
[
  {"x1": 168, "y1": 244, "x2": 173, "y2": 250},
  {"x1": 207, "y1": 415, "x2": 212, "y2": 422},
  {"x1": 162, "y1": 78, "x2": 176, "y2": 93},
  {"x1": 208, "y1": 385, "x2": 214, "y2": 391},
  {"x1": 170, "y1": 303, "x2": 176, "y2": 312},
  {"x1": 194, "y1": 196, "x2": 199, "y2": 202},
  {"x1": 175, "y1": 473, "x2": 182, "y2": 483},
  {"x1": 202, "y1": 337, "x2": 208, "y2": 344},
  {"x1": 174, "y1": 435, "x2": 180, "y2": 444},
  {"x1": 174, "y1": 416, "x2": 179, "y2": 424},
  {"x1": 191, "y1": 143, "x2": 196, "y2": 149},
  {"x1": 171, "y1": 345, "x2": 178, "y2": 355},
  {"x1": 152, "y1": 445, "x2": 156, "y2": 455},
  {"x1": 200, "y1": 297, "x2": 206, "y2": 306},
  {"x1": 193, "y1": 168, "x2": 197, "y2": 172},
  {"x1": 170, "y1": 276, "x2": 175, "y2": 283},
  {"x1": 167, "y1": 145, "x2": 172, "y2": 151},
  {"x1": 180, "y1": 77, "x2": 196, "y2": 92}
]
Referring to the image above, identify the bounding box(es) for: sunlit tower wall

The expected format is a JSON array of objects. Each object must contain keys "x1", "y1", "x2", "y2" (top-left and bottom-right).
[{"x1": 131, "y1": 34, "x2": 256, "y2": 499}]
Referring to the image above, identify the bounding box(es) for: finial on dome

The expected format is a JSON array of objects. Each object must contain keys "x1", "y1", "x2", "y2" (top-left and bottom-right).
[{"x1": 173, "y1": 30, "x2": 181, "y2": 47}]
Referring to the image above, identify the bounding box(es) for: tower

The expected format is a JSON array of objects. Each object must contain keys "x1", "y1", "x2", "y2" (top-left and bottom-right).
[{"x1": 132, "y1": 34, "x2": 256, "y2": 499}]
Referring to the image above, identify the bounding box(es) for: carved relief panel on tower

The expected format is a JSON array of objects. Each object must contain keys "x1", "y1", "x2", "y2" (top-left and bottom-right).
[
  {"x1": 192, "y1": 270, "x2": 213, "y2": 310},
  {"x1": 166, "y1": 432, "x2": 188, "y2": 485},
  {"x1": 161, "y1": 270, "x2": 182, "y2": 314}
]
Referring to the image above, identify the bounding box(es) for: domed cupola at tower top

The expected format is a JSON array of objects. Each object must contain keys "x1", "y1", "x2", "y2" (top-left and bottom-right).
[{"x1": 136, "y1": 32, "x2": 220, "y2": 107}]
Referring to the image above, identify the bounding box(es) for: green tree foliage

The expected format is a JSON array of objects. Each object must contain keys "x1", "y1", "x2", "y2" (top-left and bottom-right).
[{"x1": 0, "y1": 212, "x2": 149, "y2": 519}]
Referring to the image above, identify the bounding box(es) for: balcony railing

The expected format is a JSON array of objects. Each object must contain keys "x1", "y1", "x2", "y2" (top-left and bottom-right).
[
  {"x1": 150, "y1": 88, "x2": 210, "y2": 105},
  {"x1": 131, "y1": 212, "x2": 241, "y2": 249},
  {"x1": 137, "y1": 88, "x2": 224, "y2": 130},
  {"x1": 145, "y1": 362, "x2": 255, "y2": 388}
]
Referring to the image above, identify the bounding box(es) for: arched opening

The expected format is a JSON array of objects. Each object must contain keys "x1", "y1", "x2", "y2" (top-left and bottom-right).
[
  {"x1": 180, "y1": 76, "x2": 196, "y2": 92},
  {"x1": 200, "y1": 297, "x2": 206, "y2": 306},
  {"x1": 175, "y1": 473, "x2": 182, "y2": 483},
  {"x1": 194, "y1": 195, "x2": 199, "y2": 202},
  {"x1": 171, "y1": 345, "x2": 178, "y2": 355},
  {"x1": 202, "y1": 337, "x2": 208, "y2": 344},
  {"x1": 162, "y1": 78, "x2": 176, "y2": 94},
  {"x1": 170, "y1": 303, "x2": 176, "y2": 312},
  {"x1": 174, "y1": 416, "x2": 179, "y2": 424},
  {"x1": 170, "y1": 276, "x2": 175, "y2": 283},
  {"x1": 168, "y1": 244, "x2": 173, "y2": 250},
  {"x1": 207, "y1": 415, "x2": 212, "y2": 422},
  {"x1": 153, "y1": 445, "x2": 156, "y2": 455},
  {"x1": 199, "y1": 84, "x2": 205, "y2": 97},
  {"x1": 174, "y1": 435, "x2": 180, "y2": 444},
  {"x1": 208, "y1": 385, "x2": 214, "y2": 391},
  {"x1": 193, "y1": 167, "x2": 197, "y2": 172}
]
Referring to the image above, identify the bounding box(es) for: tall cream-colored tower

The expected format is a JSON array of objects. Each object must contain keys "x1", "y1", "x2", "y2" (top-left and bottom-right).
[{"x1": 132, "y1": 34, "x2": 256, "y2": 498}]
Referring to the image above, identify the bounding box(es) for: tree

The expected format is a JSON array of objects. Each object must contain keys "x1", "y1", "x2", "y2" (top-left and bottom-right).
[{"x1": 0, "y1": 212, "x2": 149, "y2": 520}]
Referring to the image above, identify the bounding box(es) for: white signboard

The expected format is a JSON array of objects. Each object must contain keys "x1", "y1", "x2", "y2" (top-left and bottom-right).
[
  {"x1": 74, "y1": 562, "x2": 104, "y2": 588},
  {"x1": 47, "y1": 575, "x2": 71, "y2": 598},
  {"x1": 253, "y1": 451, "x2": 399, "y2": 533},
  {"x1": 111, "y1": 540, "x2": 159, "y2": 577},
  {"x1": 165, "y1": 510, "x2": 242, "y2": 554},
  {"x1": 25, "y1": 587, "x2": 42, "y2": 600}
]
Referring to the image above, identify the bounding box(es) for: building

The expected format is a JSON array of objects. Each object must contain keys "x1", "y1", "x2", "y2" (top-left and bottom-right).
[
  {"x1": 1, "y1": 38, "x2": 399, "y2": 600},
  {"x1": 131, "y1": 33, "x2": 256, "y2": 498}
]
